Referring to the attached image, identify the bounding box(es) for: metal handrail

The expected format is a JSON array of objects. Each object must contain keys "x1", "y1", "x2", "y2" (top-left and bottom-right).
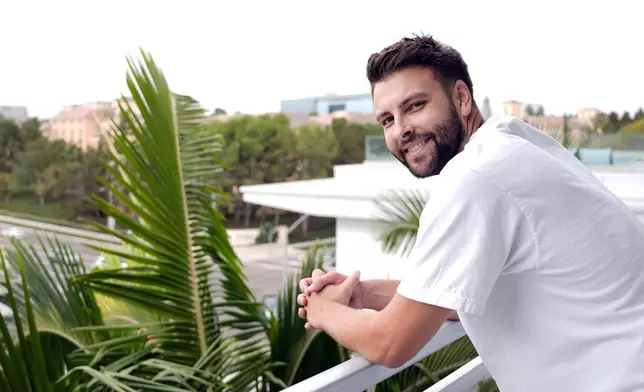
[
  {"x1": 425, "y1": 356, "x2": 489, "y2": 392},
  {"x1": 283, "y1": 321, "x2": 466, "y2": 392}
]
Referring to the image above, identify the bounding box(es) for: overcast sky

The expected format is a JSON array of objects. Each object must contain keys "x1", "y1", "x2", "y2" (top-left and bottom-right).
[{"x1": 1, "y1": 0, "x2": 641, "y2": 119}]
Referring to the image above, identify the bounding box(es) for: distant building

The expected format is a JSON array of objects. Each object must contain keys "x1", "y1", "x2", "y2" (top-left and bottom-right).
[
  {"x1": 0, "y1": 106, "x2": 28, "y2": 124},
  {"x1": 46, "y1": 98, "x2": 135, "y2": 151},
  {"x1": 502, "y1": 100, "x2": 601, "y2": 147},
  {"x1": 280, "y1": 93, "x2": 373, "y2": 115}
]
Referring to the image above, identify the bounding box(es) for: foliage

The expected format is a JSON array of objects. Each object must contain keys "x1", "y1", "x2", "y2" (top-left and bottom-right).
[
  {"x1": 621, "y1": 118, "x2": 644, "y2": 134},
  {"x1": 0, "y1": 49, "x2": 357, "y2": 392},
  {"x1": 373, "y1": 189, "x2": 430, "y2": 257},
  {"x1": 592, "y1": 108, "x2": 644, "y2": 134},
  {"x1": 330, "y1": 118, "x2": 382, "y2": 166},
  {"x1": 524, "y1": 104, "x2": 545, "y2": 116},
  {"x1": 255, "y1": 222, "x2": 278, "y2": 244},
  {"x1": 0, "y1": 115, "x2": 107, "y2": 220},
  {"x1": 295, "y1": 124, "x2": 338, "y2": 179}
]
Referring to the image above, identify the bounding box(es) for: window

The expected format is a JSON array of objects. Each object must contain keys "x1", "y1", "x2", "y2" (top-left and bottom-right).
[{"x1": 328, "y1": 104, "x2": 346, "y2": 113}]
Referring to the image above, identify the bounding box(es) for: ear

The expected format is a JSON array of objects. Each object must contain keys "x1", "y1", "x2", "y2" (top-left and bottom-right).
[{"x1": 451, "y1": 80, "x2": 473, "y2": 118}]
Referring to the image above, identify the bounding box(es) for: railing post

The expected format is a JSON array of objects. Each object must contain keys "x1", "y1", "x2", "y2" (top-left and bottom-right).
[{"x1": 284, "y1": 214, "x2": 308, "y2": 286}]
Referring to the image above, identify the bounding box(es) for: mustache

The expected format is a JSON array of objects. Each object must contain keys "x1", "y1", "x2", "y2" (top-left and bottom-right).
[{"x1": 399, "y1": 132, "x2": 434, "y2": 152}]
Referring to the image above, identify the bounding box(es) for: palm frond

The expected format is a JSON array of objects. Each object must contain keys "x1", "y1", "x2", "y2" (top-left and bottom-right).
[
  {"x1": 73, "y1": 49, "x2": 225, "y2": 365},
  {"x1": 373, "y1": 189, "x2": 429, "y2": 257},
  {"x1": 0, "y1": 242, "x2": 88, "y2": 390},
  {"x1": 1, "y1": 237, "x2": 108, "y2": 347},
  {"x1": 266, "y1": 245, "x2": 348, "y2": 389}
]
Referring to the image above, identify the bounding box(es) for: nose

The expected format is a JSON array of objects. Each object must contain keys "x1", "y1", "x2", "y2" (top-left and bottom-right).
[{"x1": 395, "y1": 122, "x2": 414, "y2": 141}]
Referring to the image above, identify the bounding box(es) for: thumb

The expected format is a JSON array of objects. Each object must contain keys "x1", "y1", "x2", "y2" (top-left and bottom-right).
[{"x1": 344, "y1": 270, "x2": 361, "y2": 286}]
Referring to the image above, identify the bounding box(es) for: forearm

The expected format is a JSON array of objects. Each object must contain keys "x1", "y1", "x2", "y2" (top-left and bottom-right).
[
  {"x1": 316, "y1": 299, "x2": 389, "y2": 364},
  {"x1": 361, "y1": 279, "x2": 400, "y2": 311}
]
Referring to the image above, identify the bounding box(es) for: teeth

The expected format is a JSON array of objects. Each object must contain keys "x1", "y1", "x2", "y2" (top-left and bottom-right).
[{"x1": 407, "y1": 141, "x2": 424, "y2": 153}]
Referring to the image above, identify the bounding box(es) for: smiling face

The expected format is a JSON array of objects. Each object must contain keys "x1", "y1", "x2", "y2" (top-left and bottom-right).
[{"x1": 374, "y1": 66, "x2": 468, "y2": 178}]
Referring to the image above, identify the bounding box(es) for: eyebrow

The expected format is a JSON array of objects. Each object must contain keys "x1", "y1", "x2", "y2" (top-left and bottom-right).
[{"x1": 375, "y1": 91, "x2": 430, "y2": 122}]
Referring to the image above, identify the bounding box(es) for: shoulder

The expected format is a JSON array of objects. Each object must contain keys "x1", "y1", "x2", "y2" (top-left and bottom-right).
[
  {"x1": 420, "y1": 165, "x2": 514, "y2": 229},
  {"x1": 442, "y1": 115, "x2": 557, "y2": 190}
]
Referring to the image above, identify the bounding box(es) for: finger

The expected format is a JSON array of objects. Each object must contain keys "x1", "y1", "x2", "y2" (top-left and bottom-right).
[
  {"x1": 297, "y1": 294, "x2": 307, "y2": 306},
  {"x1": 311, "y1": 269, "x2": 325, "y2": 279},
  {"x1": 305, "y1": 322, "x2": 312, "y2": 329},
  {"x1": 308, "y1": 271, "x2": 346, "y2": 293},
  {"x1": 344, "y1": 270, "x2": 361, "y2": 286},
  {"x1": 298, "y1": 307, "x2": 307, "y2": 319},
  {"x1": 299, "y1": 277, "x2": 312, "y2": 294}
]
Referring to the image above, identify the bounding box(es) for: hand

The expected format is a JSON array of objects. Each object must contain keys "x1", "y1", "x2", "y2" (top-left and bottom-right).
[
  {"x1": 303, "y1": 270, "x2": 361, "y2": 329},
  {"x1": 297, "y1": 270, "x2": 364, "y2": 320}
]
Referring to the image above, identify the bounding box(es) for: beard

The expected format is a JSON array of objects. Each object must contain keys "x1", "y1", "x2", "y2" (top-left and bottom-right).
[{"x1": 395, "y1": 105, "x2": 467, "y2": 178}]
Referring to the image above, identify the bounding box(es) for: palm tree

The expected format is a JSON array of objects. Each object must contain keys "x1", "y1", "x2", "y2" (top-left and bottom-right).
[
  {"x1": 0, "y1": 50, "x2": 347, "y2": 391},
  {"x1": 372, "y1": 189, "x2": 498, "y2": 392},
  {"x1": 0, "y1": 48, "x2": 490, "y2": 391}
]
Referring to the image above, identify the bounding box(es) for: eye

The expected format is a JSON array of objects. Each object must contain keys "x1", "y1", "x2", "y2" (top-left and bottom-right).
[
  {"x1": 408, "y1": 101, "x2": 426, "y2": 112},
  {"x1": 381, "y1": 116, "x2": 394, "y2": 127}
]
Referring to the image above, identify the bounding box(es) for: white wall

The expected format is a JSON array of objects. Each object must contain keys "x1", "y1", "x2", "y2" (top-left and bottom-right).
[
  {"x1": 335, "y1": 218, "x2": 410, "y2": 280},
  {"x1": 334, "y1": 167, "x2": 644, "y2": 280}
]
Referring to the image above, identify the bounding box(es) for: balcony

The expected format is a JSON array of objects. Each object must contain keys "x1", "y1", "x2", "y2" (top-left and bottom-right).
[{"x1": 283, "y1": 321, "x2": 491, "y2": 392}]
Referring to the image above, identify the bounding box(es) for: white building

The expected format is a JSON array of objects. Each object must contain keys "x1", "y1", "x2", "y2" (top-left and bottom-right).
[
  {"x1": 280, "y1": 93, "x2": 373, "y2": 116},
  {"x1": 0, "y1": 105, "x2": 28, "y2": 124},
  {"x1": 241, "y1": 141, "x2": 644, "y2": 279}
]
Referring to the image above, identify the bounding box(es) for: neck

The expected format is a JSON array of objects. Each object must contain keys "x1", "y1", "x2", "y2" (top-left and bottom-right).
[
  {"x1": 458, "y1": 107, "x2": 485, "y2": 152},
  {"x1": 466, "y1": 107, "x2": 485, "y2": 138}
]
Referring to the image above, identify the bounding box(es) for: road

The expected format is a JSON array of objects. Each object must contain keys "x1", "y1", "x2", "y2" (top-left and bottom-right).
[{"x1": 0, "y1": 220, "x2": 311, "y2": 305}]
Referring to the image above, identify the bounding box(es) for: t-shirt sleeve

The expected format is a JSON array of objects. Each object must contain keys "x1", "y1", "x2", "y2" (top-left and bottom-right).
[{"x1": 396, "y1": 169, "x2": 525, "y2": 316}]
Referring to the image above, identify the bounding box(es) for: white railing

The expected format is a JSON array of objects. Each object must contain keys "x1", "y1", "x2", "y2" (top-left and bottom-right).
[
  {"x1": 425, "y1": 356, "x2": 488, "y2": 392},
  {"x1": 283, "y1": 321, "x2": 489, "y2": 392}
]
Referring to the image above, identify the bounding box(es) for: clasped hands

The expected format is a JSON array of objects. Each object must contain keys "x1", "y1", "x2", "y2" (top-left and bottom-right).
[{"x1": 297, "y1": 269, "x2": 362, "y2": 329}]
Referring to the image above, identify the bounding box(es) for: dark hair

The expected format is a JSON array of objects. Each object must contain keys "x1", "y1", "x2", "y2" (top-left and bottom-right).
[{"x1": 366, "y1": 34, "x2": 474, "y2": 99}]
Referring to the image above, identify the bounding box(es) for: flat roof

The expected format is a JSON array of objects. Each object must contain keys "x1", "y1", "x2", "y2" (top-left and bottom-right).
[{"x1": 241, "y1": 166, "x2": 644, "y2": 219}]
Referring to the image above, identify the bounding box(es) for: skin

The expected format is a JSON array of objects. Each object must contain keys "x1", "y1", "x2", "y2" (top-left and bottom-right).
[{"x1": 297, "y1": 65, "x2": 484, "y2": 367}]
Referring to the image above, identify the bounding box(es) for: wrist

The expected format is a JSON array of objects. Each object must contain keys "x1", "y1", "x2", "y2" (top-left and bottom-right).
[
  {"x1": 360, "y1": 279, "x2": 400, "y2": 311},
  {"x1": 316, "y1": 297, "x2": 339, "y2": 330},
  {"x1": 360, "y1": 280, "x2": 375, "y2": 310}
]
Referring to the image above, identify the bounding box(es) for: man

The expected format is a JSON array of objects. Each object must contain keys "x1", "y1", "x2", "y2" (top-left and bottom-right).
[{"x1": 296, "y1": 34, "x2": 644, "y2": 391}]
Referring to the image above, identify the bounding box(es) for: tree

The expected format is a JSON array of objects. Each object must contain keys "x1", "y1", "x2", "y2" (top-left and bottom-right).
[
  {"x1": 634, "y1": 108, "x2": 644, "y2": 121},
  {"x1": 0, "y1": 48, "x2": 491, "y2": 392},
  {"x1": 603, "y1": 111, "x2": 621, "y2": 133},
  {"x1": 524, "y1": 104, "x2": 544, "y2": 116},
  {"x1": 34, "y1": 164, "x2": 65, "y2": 206},
  {"x1": 11, "y1": 139, "x2": 65, "y2": 194},
  {"x1": 0, "y1": 49, "x2": 352, "y2": 391},
  {"x1": 19, "y1": 117, "x2": 42, "y2": 143},
  {"x1": 621, "y1": 118, "x2": 644, "y2": 134},
  {"x1": 621, "y1": 111, "x2": 633, "y2": 127},
  {"x1": 331, "y1": 118, "x2": 381, "y2": 165},
  {"x1": 0, "y1": 117, "x2": 23, "y2": 172},
  {"x1": 212, "y1": 107, "x2": 227, "y2": 115},
  {"x1": 295, "y1": 124, "x2": 338, "y2": 179},
  {"x1": 209, "y1": 114, "x2": 298, "y2": 226},
  {"x1": 561, "y1": 113, "x2": 571, "y2": 147}
]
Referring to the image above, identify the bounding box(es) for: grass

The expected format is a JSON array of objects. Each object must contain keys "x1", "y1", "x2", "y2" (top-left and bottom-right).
[{"x1": 0, "y1": 196, "x2": 76, "y2": 220}]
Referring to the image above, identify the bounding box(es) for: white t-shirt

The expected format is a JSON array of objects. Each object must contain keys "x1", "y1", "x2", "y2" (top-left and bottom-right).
[{"x1": 397, "y1": 115, "x2": 644, "y2": 392}]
